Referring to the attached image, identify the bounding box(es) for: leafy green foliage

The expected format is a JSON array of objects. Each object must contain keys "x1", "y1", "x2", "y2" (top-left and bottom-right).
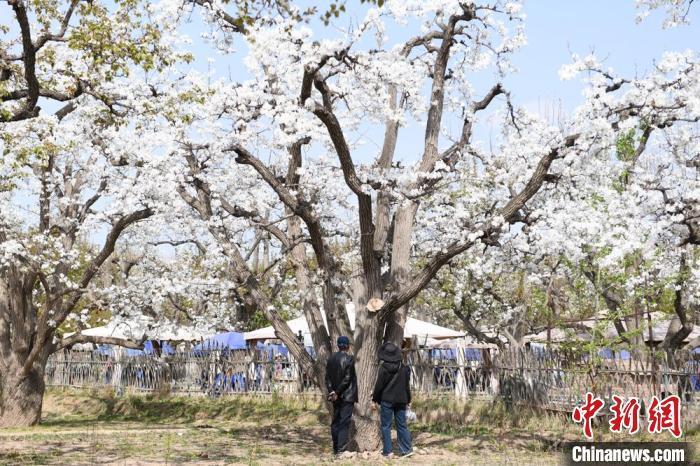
[
  {"x1": 68, "y1": 1, "x2": 174, "y2": 81},
  {"x1": 321, "y1": 0, "x2": 384, "y2": 25}
]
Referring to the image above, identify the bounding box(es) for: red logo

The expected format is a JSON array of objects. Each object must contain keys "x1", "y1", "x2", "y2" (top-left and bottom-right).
[
  {"x1": 573, "y1": 393, "x2": 683, "y2": 438},
  {"x1": 572, "y1": 392, "x2": 605, "y2": 438},
  {"x1": 609, "y1": 395, "x2": 641, "y2": 434},
  {"x1": 647, "y1": 395, "x2": 682, "y2": 438}
]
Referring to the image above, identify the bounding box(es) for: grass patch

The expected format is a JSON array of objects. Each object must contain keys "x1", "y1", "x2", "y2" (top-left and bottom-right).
[
  {"x1": 42, "y1": 388, "x2": 326, "y2": 428},
  {"x1": 13, "y1": 388, "x2": 693, "y2": 465},
  {"x1": 0, "y1": 450, "x2": 62, "y2": 465}
]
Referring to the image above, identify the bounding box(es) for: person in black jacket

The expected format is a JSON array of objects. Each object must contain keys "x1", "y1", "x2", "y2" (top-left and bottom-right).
[
  {"x1": 325, "y1": 335, "x2": 357, "y2": 455},
  {"x1": 372, "y1": 342, "x2": 413, "y2": 458}
]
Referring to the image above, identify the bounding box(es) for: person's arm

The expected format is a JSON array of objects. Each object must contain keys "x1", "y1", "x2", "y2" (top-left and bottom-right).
[
  {"x1": 372, "y1": 365, "x2": 388, "y2": 403},
  {"x1": 335, "y1": 355, "x2": 354, "y2": 397},
  {"x1": 325, "y1": 358, "x2": 334, "y2": 395},
  {"x1": 405, "y1": 365, "x2": 412, "y2": 405}
]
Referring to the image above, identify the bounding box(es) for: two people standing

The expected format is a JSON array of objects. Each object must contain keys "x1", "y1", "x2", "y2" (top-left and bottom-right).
[{"x1": 324, "y1": 336, "x2": 413, "y2": 458}]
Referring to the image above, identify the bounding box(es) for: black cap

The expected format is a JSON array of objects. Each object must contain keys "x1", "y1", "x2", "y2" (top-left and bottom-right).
[
  {"x1": 337, "y1": 335, "x2": 350, "y2": 348},
  {"x1": 378, "y1": 342, "x2": 401, "y2": 362}
]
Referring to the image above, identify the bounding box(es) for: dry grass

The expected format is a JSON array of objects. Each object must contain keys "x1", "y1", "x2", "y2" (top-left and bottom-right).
[{"x1": 0, "y1": 389, "x2": 694, "y2": 465}]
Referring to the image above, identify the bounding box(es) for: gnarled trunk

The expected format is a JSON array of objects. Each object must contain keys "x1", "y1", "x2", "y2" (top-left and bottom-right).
[
  {"x1": 1, "y1": 269, "x2": 48, "y2": 428},
  {"x1": 347, "y1": 277, "x2": 383, "y2": 451},
  {"x1": 352, "y1": 345, "x2": 382, "y2": 450},
  {"x1": 0, "y1": 361, "x2": 46, "y2": 428}
]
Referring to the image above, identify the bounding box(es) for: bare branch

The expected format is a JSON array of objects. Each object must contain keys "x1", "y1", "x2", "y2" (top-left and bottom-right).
[
  {"x1": 56, "y1": 333, "x2": 146, "y2": 351},
  {"x1": 5, "y1": 0, "x2": 41, "y2": 121}
]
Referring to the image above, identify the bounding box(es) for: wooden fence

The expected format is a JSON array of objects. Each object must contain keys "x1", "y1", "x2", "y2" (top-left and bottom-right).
[
  {"x1": 495, "y1": 348, "x2": 700, "y2": 412},
  {"x1": 44, "y1": 347, "x2": 700, "y2": 421},
  {"x1": 44, "y1": 347, "x2": 494, "y2": 397}
]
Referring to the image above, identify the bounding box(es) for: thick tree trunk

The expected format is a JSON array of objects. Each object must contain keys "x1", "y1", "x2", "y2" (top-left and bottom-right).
[
  {"x1": 386, "y1": 203, "x2": 418, "y2": 345},
  {"x1": 1, "y1": 269, "x2": 47, "y2": 427},
  {"x1": 0, "y1": 362, "x2": 46, "y2": 428},
  {"x1": 348, "y1": 276, "x2": 383, "y2": 451}
]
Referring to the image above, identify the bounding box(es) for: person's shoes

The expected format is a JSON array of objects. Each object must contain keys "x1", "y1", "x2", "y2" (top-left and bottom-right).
[
  {"x1": 400, "y1": 450, "x2": 414, "y2": 458},
  {"x1": 382, "y1": 452, "x2": 394, "y2": 458}
]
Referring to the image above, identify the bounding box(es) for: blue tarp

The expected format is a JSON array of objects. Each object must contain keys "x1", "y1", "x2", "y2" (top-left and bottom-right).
[
  {"x1": 691, "y1": 375, "x2": 700, "y2": 391},
  {"x1": 598, "y1": 348, "x2": 631, "y2": 360},
  {"x1": 194, "y1": 332, "x2": 247, "y2": 351},
  {"x1": 124, "y1": 340, "x2": 177, "y2": 356},
  {"x1": 430, "y1": 348, "x2": 456, "y2": 360},
  {"x1": 255, "y1": 341, "x2": 289, "y2": 358},
  {"x1": 464, "y1": 349, "x2": 483, "y2": 361},
  {"x1": 428, "y1": 348, "x2": 483, "y2": 361},
  {"x1": 147, "y1": 340, "x2": 176, "y2": 355},
  {"x1": 95, "y1": 344, "x2": 114, "y2": 356},
  {"x1": 95, "y1": 341, "x2": 176, "y2": 357}
]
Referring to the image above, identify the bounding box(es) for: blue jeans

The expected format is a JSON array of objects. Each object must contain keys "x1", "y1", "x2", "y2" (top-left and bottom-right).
[{"x1": 380, "y1": 401, "x2": 412, "y2": 456}]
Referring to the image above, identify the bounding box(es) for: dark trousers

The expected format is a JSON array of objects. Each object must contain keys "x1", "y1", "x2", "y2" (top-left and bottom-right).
[{"x1": 331, "y1": 401, "x2": 354, "y2": 453}]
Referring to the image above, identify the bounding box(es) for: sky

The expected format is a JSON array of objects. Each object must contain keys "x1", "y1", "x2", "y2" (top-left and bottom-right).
[{"x1": 509, "y1": 0, "x2": 698, "y2": 113}]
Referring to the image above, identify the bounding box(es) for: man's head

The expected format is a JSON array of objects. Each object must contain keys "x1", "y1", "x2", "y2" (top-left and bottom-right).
[{"x1": 337, "y1": 335, "x2": 350, "y2": 351}]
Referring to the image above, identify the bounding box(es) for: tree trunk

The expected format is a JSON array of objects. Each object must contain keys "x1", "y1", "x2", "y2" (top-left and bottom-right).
[
  {"x1": 1, "y1": 269, "x2": 47, "y2": 427},
  {"x1": 385, "y1": 203, "x2": 418, "y2": 346},
  {"x1": 349, "y1": 276, "x2": 383, "y2": 451},
  {"x1": 0, "y1": 361, "x2": 46, "y2": 428}
]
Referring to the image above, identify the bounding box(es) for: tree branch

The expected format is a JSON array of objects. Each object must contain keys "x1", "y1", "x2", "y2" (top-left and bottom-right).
[
  {"x1": 6, "y1": 0, "x2": 41, "y2": 121},
  {"x1": 379, "y1": 134, "x2": 579, "y2": 317},
  {"x1": 56, "y1": 333, "x2": 146, "y2": 351}
]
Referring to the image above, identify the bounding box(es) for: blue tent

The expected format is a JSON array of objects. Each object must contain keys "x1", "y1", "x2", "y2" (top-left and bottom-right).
[
  {"x1": 194, "y1": 332, "x2": 247, "y2": 351},
  {"x1": 255, "y1": 341, "x2": 289, "y2": 358}
]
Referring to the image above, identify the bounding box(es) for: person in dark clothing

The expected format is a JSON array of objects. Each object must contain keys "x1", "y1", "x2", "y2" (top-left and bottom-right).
[
  {"x1": 325, "y1": 335, "x2": 357, "y2": 455},
  {"x1": 372, "y1": 342, "x2": 413, "y2": 458}
]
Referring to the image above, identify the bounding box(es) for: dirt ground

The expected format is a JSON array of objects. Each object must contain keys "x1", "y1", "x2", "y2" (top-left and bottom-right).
[
  {"x1": 0, "y1": 389, "x2": 686, "y2": 465},
  {"x1": 0, "y1": 421, "x2": 563, "y2": 465}
]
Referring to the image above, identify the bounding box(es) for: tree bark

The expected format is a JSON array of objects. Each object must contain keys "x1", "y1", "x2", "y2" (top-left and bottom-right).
[
  {"x1": 385, "y1": 202, "x2": 418, "y2": 345},
  {"x1": 0, "y1": 270, "x2": 49, "y2": 428},
  {"x1": 349, "y1": 275, "x2": 382, "y2": 451},
  {"x1": 0, "y1": 360, "x2": 46, "y2": 428}
]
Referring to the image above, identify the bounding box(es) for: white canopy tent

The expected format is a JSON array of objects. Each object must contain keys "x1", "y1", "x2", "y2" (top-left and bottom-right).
[
  {"x1": 244, "y1": 304, "x2": 464, "y2": 345},
  {"x1": 429, "y1": 337, "x2": 499, "y2": 349},
  {"x1": 65, "y1": 316, "x2": 209, "y2": 345},
  {"x1": 522, "y1": 312, "x2": 700, "y2": 345}
]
